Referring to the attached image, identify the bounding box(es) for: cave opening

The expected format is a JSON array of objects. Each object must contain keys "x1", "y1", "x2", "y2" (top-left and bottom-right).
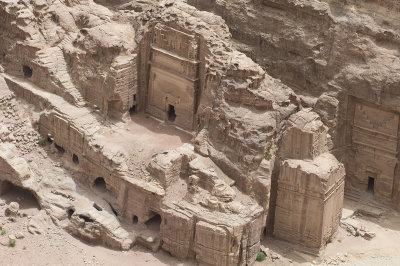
[
  {"x1": 68, "y1": 209, "x2": 75, "y2": 218},
  {"x1": 0, "y1": 181, "x2": 40, "y2": 212},
  {"x1": 145, "y1": 212, "x2": 162, "y2": 232},
  {"x1": 93, "y1": 177, "x2": 107, "y2": 193},
  {"x1": 23, "y1": 65, "x2": 33, "y2": 78},
  {"x1": 72, "y1": 154, "x2": 79, "y2": 164}
]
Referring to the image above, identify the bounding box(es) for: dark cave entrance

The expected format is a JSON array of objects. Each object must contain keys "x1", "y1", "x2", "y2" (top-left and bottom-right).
[
  {"x1": 72, "y1": 154, "x2": 79, "y2": 164},
  {"x1": 0, "y1": 181, "x2": 40, "y2": 212},
  {"x1": 23, "y1": 65, "x2": 33, "y2": 78},
  {"x1": 93, "y1": 177, "x2": 107, "y2": 193},
  {"x1": 68, "y1": 208, "x2": 75, "y2": 218},
  {"x1": 145, "y1": 212, "x2": 162, "y2": 232}
]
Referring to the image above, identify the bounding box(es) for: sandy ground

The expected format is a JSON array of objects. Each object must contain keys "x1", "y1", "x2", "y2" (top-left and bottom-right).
[{"x1": 101, "y1": 112, "x2": 192, "y2": 163}]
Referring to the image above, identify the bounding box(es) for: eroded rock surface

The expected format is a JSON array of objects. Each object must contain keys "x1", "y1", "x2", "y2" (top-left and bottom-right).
[{"x1": 0, "y1": 0, "x2": 399, "y2": 265}]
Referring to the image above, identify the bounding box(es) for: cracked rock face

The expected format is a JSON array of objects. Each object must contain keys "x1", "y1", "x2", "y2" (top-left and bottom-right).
[{"x1": 0, "y1": 0, "x2": 398, "y2": 265}]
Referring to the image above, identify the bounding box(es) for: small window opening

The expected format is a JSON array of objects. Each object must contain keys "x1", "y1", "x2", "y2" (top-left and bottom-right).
[
  {"x1": 23, "y1": 65, "x2": 33, "y2": 78},
  {"x1": 72, "y1": 154, "x2": 79, "y2": 164},
  {"x1": 93, "y1": 177, "x2": 107, "y2": 193},
  {"x1": 132, "y1": 215, "x2": 138, "y2": 224},
  {"x1": 133, "y1": 94, "x2": 136, "y2": 102},
  {"x1": 367, "y1": 177, "x2": 375, "y2": 193},
  {"x1": 93, "y1": 203, "x2": 102, "y2": 212},
  {"x1": 168, "y1": 104, "x2": 176, "y2": 122},
  {"x1": 51, "y1": 13, "x2": 58, "y2": 23},
  {"x1": 68, "y1": 209, "x2": 75, "y2": 218},
  {"x1": 54, "y1": 143, "x2": 65, "y2": 154},
  {"x1": 79, "y1": 215, "x2": 94, "y2": 223}
]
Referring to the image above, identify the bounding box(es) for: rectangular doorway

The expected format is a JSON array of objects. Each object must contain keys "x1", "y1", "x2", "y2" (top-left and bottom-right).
[
  {"x1": 367, "y1": 177, "x2": 375, "y2": 193},
  {"x1": 168, "y1": 104, "x2": 176, "y2": 122}
]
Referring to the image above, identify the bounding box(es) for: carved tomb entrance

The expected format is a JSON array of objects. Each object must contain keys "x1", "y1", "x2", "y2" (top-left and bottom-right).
[{"x1": 347, "y1": 97, "x2": 399, "y2": 200}]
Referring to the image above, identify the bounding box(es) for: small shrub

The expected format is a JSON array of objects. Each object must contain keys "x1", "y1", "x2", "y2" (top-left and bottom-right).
[
  {"x1": 355, "y1": 231, "x2": 360, "y2": 237},
  {"x1": 23, "y1": 245, "x2": 27, "y2": 250},
  {"x1": 37, "y1": 136, "x2": 47, "y2": 146},
  {"x1": 8, "y1": 238, "x2": 16, "y2": 247},
  {"x1": 264, "y1": 140, "x2": 276, "y2": 161},
  {"x1": 1, "y1": 229, "x2": 6, "y2": 235},
  {"x1": 256, "y1": 251, "x2": 266, "y2": 261}
]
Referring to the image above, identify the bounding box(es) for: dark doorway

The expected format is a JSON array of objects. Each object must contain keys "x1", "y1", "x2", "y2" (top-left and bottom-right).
[
  {"x1": 72, "y1": 154, "x2": 79, "y2": 164},
  {"x1": 93, "y1": 177, "x2": 107, "y2": 193},
  {"x1": 145, "y1": 212, "x2": 162, "y2": 232},
  {"x1": 54, "y1": 143, "x2": 65, "y2": 154},
  {"x1": 367, "y1": 177, "x2": 375, "y2": 193},
  {"x1": 68, "y1": 209, "x2": 75, "y2": 218},
  {"x1": 168, "y1": 104, "x2": 176, "y2": 122},
  {"x1": 132, "y1": 215, "x2": 138, "y2": 224},
  {"x1": 23, "y1": 65, "x2": 33, "y2": 78},
  {"x1": 129, "y1": 105, "x2": 136, "y2": 114}
]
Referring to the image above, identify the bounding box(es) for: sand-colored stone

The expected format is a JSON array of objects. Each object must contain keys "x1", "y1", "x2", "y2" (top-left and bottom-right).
[{"x1": 1, "y1": 0, "x2": 400, "y2": 265}]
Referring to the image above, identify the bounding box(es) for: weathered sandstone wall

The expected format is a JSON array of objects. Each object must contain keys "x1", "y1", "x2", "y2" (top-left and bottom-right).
[{"x1": 187, "y1": 0, "x2": 400, "y2": 210}]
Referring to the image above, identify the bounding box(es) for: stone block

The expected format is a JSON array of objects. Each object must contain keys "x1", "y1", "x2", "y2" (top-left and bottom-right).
[
  {"x1": 274, "y1": 153, "x2": 345, "y2": 251},
  {"x1": 281, "y1": 108, "x2": 327, "y2": 160}
]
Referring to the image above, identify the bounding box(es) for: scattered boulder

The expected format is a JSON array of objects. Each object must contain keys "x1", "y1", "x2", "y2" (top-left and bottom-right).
[
  {"x1": 260, "y1": 244, "x2": 269, "y2": 255},
  {"x1": 340, "y1": 218, "x2": 375, "y2": 240},
  {"x1": 0, "y1": 125, "x2": 10, "y2": 140},
  {"x1": 0, "y1": 239, "x2": 8, "y2": 246},
  {"x1": 15, "y1": 232, "x2": 24, "y2": 239},
  {"x1": 5, "y1": 202, "x2": 19, "y2": 217},
  {"x1": 359, "y1": 230, "x2": 376, "y2": 240},
  {"x1": 271, "y1": 252, "x2": 280, "y2": 261},
  {"x1": 340, "y1": 220, "x2": 357, "y2": 236},
  {"x1": 28, "y1": 210, "x2": 51, "y2": 235}
]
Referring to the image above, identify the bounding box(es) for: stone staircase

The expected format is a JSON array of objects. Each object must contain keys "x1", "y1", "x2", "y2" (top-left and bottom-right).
[
  {"x1": 35, "y1": 42, "x2": 85, "y2": 107},
  {"x1": 57, "y1": 32, "x2": 77, "y2": 49}
]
